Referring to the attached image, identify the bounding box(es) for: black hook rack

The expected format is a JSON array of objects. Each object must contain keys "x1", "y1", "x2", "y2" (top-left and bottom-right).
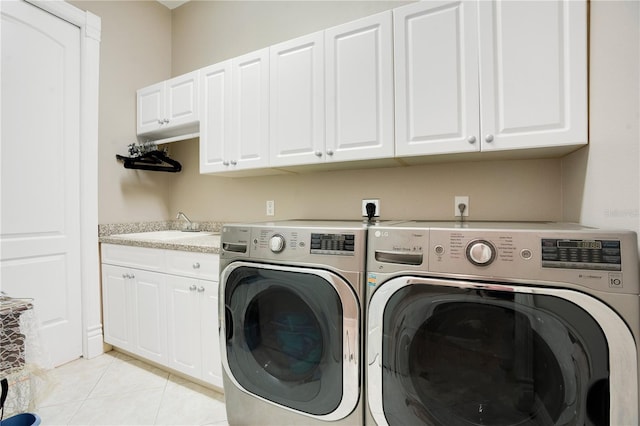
[
  {"x1": 116, "y1": 143, "x2": 182, "y2": 173},
  {"x1": 116, "y1": 150, "x2": 182, "y2": 172}
]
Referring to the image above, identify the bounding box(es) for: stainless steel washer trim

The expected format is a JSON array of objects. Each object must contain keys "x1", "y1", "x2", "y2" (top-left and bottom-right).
[
  {"x1": 220, "y1": 261, "x2": 361, "y2": 421},
  {"x1": 367, "y1": 277, "x2": 639, "y2": 426}
]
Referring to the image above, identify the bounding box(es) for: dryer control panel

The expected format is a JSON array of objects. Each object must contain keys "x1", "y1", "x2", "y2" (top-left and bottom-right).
[
  {"x1": 220, "y1": 221, "x2": 367, "y2": 272},
  {"x1": 310, "y1": 233, "x2": 356, "y2": 255}
]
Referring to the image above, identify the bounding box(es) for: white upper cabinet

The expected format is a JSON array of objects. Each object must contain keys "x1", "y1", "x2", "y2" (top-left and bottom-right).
[
  {"x1": 200, "y1": 48, "x2": 270, "y2": 173},
  {"x1": 232, "y1": 49, "x2": 270, "y2": 169},
  {"x1": 269, "y1": 32, "x2": 325, "y2": 167},
  {"x1": 325, "y1": 11, "x2": 394, "y2": 162},
  {"x1": 269, "y1": 12, "x2": 394, "y2": 168},
  {"x1": 137, "y1": 70, "x2": 200, "y2": 138},
  {"x1": 199, "y1": 60, "x2": 232, "y2": 173},
  {"x1": 394, "y1": 1, "x2": 480, "y2": 156},
  {"x1": 137, "y1": 82, "x2": 165, "y2": 136},
  {"x1": 478, "y1": 0, "x2": 587, "y2": 151},
  {"x1": 395, "y1": 0, "x2": 587, "y2": 157},
  {"x1": 194, "y1": 0, "x2": 587, "y2": 174}
]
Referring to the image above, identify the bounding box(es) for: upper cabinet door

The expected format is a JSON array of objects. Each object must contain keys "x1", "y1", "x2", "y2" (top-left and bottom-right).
[
  {"x1": 199, "y1": 50, "x2": 270, "y2": 174},
  {"x1": 478, "y1": 0, "x2": 587, "y2": 151},
  {"x1": 232, "y1": 48, "x2": 270, "y2": 170},
  {"x1": 270, "y1": 31, "x2": 325, "y2": 167},
  {"x1": 137, "y1": 82, "x2": 165, "y2": 135},
  {"x1": 165, "y1": 70, "x2": 199, "y2": 131},
  {"x1": 325, "y1": 11, "x2": 394, "y2": 162},
  {"x1": 199, "y1": 60, "x2": 233, "y2": 173},
  {"x1": 394, "y1": 1, "x2": 480, "y2": 156},
  {"x1": 137, "y1": 71, "x2": 199, "y2": 138}
]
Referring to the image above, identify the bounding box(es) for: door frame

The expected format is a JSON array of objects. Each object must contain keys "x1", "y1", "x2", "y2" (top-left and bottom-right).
[{"x1": 26, "y1": 0, "x2": 103, "y2": 360}]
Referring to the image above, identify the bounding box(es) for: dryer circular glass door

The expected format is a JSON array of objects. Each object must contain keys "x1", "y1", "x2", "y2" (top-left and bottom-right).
[
  {"x1": 367, "y1": 277, "x2": 638, "y2": 426},
  {"x1": 221, "y1": 262, "x2": 360, "y2": 421}
]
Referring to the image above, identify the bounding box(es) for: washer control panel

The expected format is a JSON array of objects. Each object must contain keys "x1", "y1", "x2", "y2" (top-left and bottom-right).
[
  {"x1": 541, "y1": 239, "x2": 621, "y2": 271},
  {"x1": 367, "y1": 223, "x2": 638, "y2": 294}
]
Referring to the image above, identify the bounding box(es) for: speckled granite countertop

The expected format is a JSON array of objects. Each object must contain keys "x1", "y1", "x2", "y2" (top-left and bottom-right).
[{"x1": 98, "y1": 221, "x2": 223, "y2": 254}]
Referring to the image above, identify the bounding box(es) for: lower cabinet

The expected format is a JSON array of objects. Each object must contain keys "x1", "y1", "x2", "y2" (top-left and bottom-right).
[
  {"x1": 102, "y1": 265, "x2": 168, "y2": 365},
  {"x1": 101, "y1": 244, "x2": 222, "y2": 389},
  {"x1": 166, "y1": 276, "x2": 222, "y2": 386}
]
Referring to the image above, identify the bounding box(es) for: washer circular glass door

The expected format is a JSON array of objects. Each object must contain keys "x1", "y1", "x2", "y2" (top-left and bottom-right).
[
  {"x1": 221, "y1": 262, "x2": 360, "y2": 421},
  {"x1": 367, "y1": 277, "x2": 638, "y2": 426}
]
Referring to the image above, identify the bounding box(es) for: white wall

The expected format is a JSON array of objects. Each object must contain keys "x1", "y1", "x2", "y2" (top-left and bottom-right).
[
  {"x1": 169, "y1": 139, "x2": 562, "y2": 222},
  {"x1": 562, "y1": 1, "x2": 640, "y2": 238},
  {"x1": 69, "y1": 0, "x2": 175, "y2": 224}
]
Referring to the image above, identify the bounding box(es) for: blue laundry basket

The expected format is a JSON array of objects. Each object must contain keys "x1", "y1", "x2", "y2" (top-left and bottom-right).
[
  {"x1": 1, "y1": 378, "x2": 40, "y2": 426},
  {"x1": 0, "y1": 413, "x2": 41, "y2": 426}
]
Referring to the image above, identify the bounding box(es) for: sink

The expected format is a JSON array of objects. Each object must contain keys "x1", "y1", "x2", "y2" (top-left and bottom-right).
[{"x1": 110, "y1": 230, "x2": 216, "y2": 241}]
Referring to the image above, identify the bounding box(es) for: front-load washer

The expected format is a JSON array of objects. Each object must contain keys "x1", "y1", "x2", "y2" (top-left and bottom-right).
[
  {"x1": 366, "y1": 221, "x2": 639, "y2": 426},
  {"x1": 220, "y1": 221, "x2": 368, "y2": 425}
]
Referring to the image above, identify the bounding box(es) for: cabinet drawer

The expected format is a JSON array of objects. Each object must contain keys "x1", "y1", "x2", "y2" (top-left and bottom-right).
[
  {"x1": 165, "y1": 251, "x2": 219, "y2": 280},
  {"x1": 101, "y1": 244, "x2": 164, "y2": 271}
]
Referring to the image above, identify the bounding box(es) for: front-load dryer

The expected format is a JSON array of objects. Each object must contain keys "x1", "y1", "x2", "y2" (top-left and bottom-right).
[
  {"x1": 366, "y1": 221, "x2": 639, "y2": 426},
  {"x1": 220, "y1": 221, "x2": 368, "y2": 425}
]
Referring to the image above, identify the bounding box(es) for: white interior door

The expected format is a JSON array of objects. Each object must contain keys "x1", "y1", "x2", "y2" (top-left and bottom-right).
[{"x1": 1, "y1": 0, "x2": 82, "y2": 367}]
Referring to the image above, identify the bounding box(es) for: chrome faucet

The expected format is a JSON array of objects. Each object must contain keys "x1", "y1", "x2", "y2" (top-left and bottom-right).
[
  {"x1": 176, "y1": 211, "x2": 199, "y2": 231},
  {"x1": 176, "y1": 211, "x2": 192, "y2": 224}
]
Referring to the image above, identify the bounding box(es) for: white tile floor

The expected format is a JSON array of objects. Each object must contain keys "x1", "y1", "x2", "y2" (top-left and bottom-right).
[{"x1": 35, "y1": 350, "x2": 228, "y2": 425}]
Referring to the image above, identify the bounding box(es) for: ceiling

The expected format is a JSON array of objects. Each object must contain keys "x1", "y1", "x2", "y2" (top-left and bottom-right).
[{"x1": 157, "y1": 1, "x2": 190, "y2": 10}]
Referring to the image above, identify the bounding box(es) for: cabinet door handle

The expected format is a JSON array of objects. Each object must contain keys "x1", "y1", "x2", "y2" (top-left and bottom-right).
[
  {"x1": 197, "y1": 286, "x2": 205, "y2": 293},
  {"x1": 230, "y1": 160, "x2": 237, "y2": 166},
  {"x1": 192, "y1": 262, "x2": 200, "y2": 269},
  {"x1": 157, "y1": 119, "x2": 164, "y2": 125},
  {"x1": 485, "y1": 134, "x2": 494, "y2": 143},
  {"x1": 122, "y1": 273, "x2": 128, "y2": 279},
  {"x1": 163, "y1": 118, "x2": 170, "y2": 124},
  {"x1": 315, "y1": 151, "x2": 322, "y2": 157},
  {"x1": 467, "y1": 136, "x2": 476, "y2": 144},
  {"x1": 326, "y1": 149, "x2": 334, "y2": 156},
  {"x1": 130, "y1": 274, "x2": 135, "y2": 279},
  {"x1": 189, "y1": 284, "x2": 197, "y2": 291}
]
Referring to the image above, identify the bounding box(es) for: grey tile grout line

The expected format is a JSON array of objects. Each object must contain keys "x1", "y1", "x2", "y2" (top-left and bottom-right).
[
  {"x1": 67, "y1": 353, "x2": 119, "y2": 425},
  {"x1": 153, "y1": 371, "x2": 171, "y2": 425}
]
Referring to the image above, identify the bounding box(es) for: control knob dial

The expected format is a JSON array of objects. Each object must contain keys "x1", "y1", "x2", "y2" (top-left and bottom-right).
[
  {"x1": 269, "y1": 234, "x2": 286, "y2": 253},
  {"x1": 466, "y1": 239, "x2": 496, "y2": 266}
]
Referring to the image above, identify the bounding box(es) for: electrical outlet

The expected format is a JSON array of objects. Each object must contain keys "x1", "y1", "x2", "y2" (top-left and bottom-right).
[
  {"x1": 362, "y1": 199, "x2": 380, "y2": 217},
  {"x1": 266, "y1": 200, "x2": 275, "y2": 216},
  {"x1": 454, "y1": 196, "x2": 469, "y2": 217}
]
